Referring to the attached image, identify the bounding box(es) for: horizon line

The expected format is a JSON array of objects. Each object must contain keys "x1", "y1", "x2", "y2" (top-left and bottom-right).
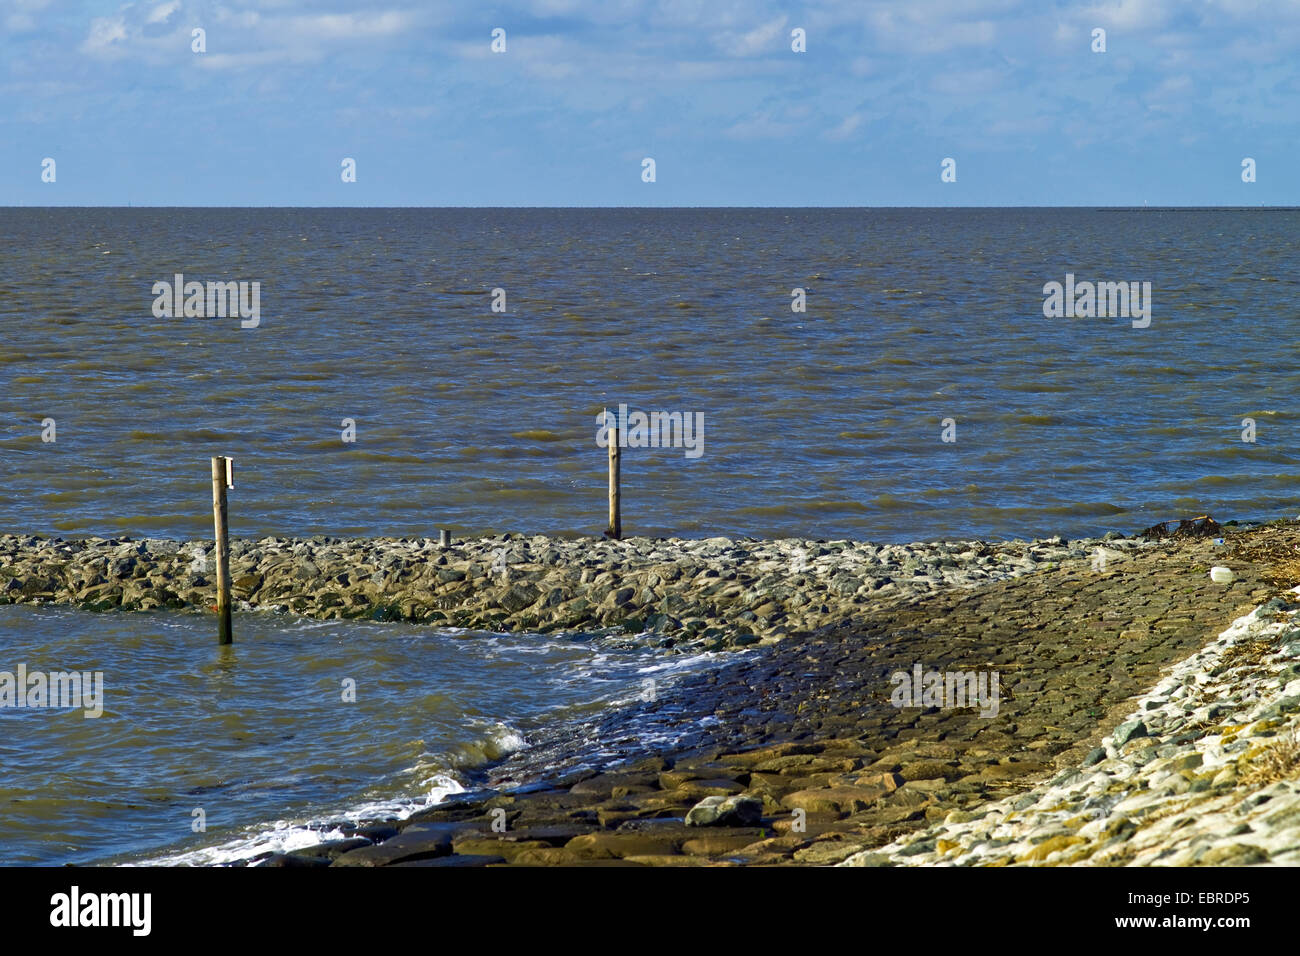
[{"x1": 0, "y1": 204, "x2": 1295, "y2": 211}]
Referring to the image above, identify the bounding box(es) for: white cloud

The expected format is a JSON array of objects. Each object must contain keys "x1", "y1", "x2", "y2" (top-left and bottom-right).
[
  {"x1": 81, "y1": 15, "x2": 130, "y2": 55},
  {"x1": 866, "y1": 8, "x2": 998, "y2": 54},
  {"x1": 78, "y1": 2, "x2": 426, "y2": 70},
  {"x1": 715, "y1": 16, "x2": 789, "y2": 57},
  {"x1": 282, "y1": 10, "x2": 416, "y2": 40},
  {"x1": 1076, "y1": 0, "x2": 1174, "y2": 30},
  {"x1": 722, "y1": 102, "x2": 813, "y2": 139},
  {"x1": 823, "y1": 112, "x2": 864, "y2": 141},
  {"x1": 146, "y1": 2, "x2": 182, "y2": 26}
]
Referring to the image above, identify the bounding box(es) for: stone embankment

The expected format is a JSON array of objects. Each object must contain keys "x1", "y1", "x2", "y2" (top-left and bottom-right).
[
  {"x1": 842, "y1": 593, "x2": 1300, "y2": 867},
  {"x1": 0, "y1": 531, "x2": 1135, "y2": 649},
  {"x1": 232, "y1": 523, "x2": 1298, "y2": 867}
]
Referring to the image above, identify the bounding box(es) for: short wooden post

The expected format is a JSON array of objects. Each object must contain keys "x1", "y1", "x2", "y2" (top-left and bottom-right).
[
  {"x1": 606, "y1": 408, "x2": 621, "y2": 540},
  {"x1": 211, "y1": 456, "x2": 233, "y2": 645},
  {"x1": 439, "y1": 529, "x2": 452, "y2": 547}
]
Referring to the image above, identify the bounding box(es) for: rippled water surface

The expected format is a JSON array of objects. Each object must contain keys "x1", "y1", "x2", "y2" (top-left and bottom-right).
[
  {"x1": 0, "y1": 605, "x2": 706, "y2": 865},
  {"x1": 4, "y1": 207, "x2": 1298, "y2": 543}
]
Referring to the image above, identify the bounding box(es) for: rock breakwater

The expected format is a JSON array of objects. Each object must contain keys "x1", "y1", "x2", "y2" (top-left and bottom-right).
[{"x1": 0, "y1": 531, "x2": 1135, "y2": 649}]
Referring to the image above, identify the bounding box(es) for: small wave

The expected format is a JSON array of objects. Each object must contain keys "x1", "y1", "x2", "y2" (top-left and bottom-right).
[
  {"x1": 1036, "y1": 501, "x2": 1127, "y2": 516},
  {"x1": 322, "y1": 448, "x2": 428, "y2": 464},
  {"x1": 1002, "y1": 381, "x2": 1072, "y2": 392},
  {"x1": 737, "y1": 499, "x2": 872, "y2": 517},
  {"x1": 129, "y1": 723, "x2": 528, "y2": 867},
  {"x1": 511, "y1": 429, "x2": 567, "y2": 443},
  {"x1": 446, "y1": 722, "x2": 528, "y2": 766},
  {"x1": 117, "y1": 513, "x2": 200, "y2": 528},
  {"x1": 872, "y1": 493, "x2": 929, "y2": 511}
]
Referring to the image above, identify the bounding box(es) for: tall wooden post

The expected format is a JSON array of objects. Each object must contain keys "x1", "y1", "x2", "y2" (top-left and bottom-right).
[
  {"x1": 211, "y1": 456, "x2": 233, "y2": 645},
  {"x1": 606, "y1": 408, "x2": 622, "y2": 540}
]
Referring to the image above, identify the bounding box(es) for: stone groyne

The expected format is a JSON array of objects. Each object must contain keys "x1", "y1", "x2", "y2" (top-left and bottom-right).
[{"x1": 0, "y1": 531, "x2": 1137, "y2": 649}]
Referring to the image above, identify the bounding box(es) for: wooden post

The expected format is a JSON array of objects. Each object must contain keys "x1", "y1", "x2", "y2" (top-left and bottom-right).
[
  {"x1": 211, "y1": 456, "x2": 233, "y2": 645},
  {"x1": 606, "y1": 408, "x2": 622, "y2": 540}
]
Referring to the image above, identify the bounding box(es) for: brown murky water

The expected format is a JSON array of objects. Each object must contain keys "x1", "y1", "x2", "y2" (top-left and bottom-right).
[
  {"x1": 0, "y1": 604, "x2": 717, "y2": 865},
  {"x1": 4, "y1": 207, "x2": 1298, "y2": 544}
]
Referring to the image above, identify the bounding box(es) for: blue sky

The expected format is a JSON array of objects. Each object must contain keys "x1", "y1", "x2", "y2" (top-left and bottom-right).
[{"x1": 2, "y1": 0, "x2": 1297, "y2": 205}]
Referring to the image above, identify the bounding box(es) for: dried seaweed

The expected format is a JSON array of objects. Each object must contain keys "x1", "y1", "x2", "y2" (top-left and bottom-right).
[
  {"x1": 1139, "y1": 514, "x2": 1222, "y2": 541},
  {"x1": 1227, "y1": 538, "x2": 1300, "y2": 590}
]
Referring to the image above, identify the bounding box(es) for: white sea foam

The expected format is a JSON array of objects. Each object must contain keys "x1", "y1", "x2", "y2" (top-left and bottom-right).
[
  {"x1": 128, "y1": 743, "x2": 494, "y2": 866},
  {"x1": 116, "y1": 628, "x2": 729, "y2": 867}
]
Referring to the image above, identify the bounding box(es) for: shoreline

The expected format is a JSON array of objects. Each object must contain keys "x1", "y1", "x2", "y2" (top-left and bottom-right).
[
  {"x1": 8, "y1": 520, "x2": 1299, "y2": 866},
  {"x1": 231, "y1": 521, "x2": 1297, "y2": 866}
]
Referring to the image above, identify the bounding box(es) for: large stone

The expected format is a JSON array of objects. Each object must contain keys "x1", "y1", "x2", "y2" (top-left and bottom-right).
[
  {"x1": 897, "y1": 761, "x2": 957, "y2": 782},
  {"x1": 681, "y1": 829, "x2": 767, "y2": 857},
  {"x1": 792, "y1": 840, "x2": 869, "y2": 865},
  {"x1": 330, "y1": 823, "x2": 462, "y2": 866},
  {"x1": 507, "y1": 847, "x2": 582, "y2": 866},
  {"x1": 658, "y1": 766, "x2": 748, "y2": 790},
  {"x1": 1112, "y1": 720, "x2": 1149, "y2": 747},
  {"x1": 450, "y1": 838, "x2": 555, "y2": 862},
  {"x1": 498, "y1": 584, "x2": 540, "y2": 613},
  {"x1": 282, "y1": 837, "x2": 371, "y2": 861},
  {"x1": 671, "y1": 779, "x2": 746, "y2": 801},
  {"x1": 684, "y1": 794, "x2": 763, "y2": 828},
  {"x1": 752, "y1": 755, "x2": 859, "y2": 774},
  {"x1": 780, "y1": 785, "x2": 886, "y2": 816},
  {"x1": 390, "y1": 854, "x2": 506, "y2": 867},
  {"x1": 977, "y1": 760, "x2": 1049, "y2": 782},
  {"x1": 258, "y1": 853, "x2": 332, "y2": 867},
  {"x1": 563, "y1": 831, "x2": 686, "y2": 859},
  {"x1": 1197, "y1": 843, "x2": 1268, "y2": 866},
  {"x1": 853, "y1": 772, "x2": 905, "y2": 791},
  {"x1": 1018, "y1": 835, "x2": 1087, "y2": 863},
  {"x1": 570, "y1": 772, "x2": 660, "y2": 799}
]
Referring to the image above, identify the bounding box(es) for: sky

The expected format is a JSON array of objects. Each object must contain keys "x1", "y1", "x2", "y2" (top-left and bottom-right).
[{"x1": 1, "y1": 0, "x2": 1297, "y2": 206}]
